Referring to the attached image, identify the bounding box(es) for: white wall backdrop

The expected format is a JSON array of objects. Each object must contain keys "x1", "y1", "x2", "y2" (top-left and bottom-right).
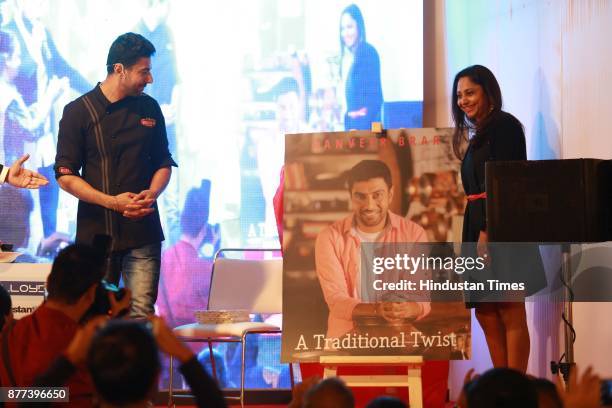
[{"x1": 423, "y1": 0, "x2": 612, "y2": 398}]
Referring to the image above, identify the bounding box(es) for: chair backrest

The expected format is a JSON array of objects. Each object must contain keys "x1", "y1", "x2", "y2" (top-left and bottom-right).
[{"x1": 208, "y1": 249, "x2": 282, "y2": 314}]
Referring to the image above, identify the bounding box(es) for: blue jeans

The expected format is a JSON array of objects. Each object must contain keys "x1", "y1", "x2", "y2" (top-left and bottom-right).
[{"x1": 105, "y1": 242, "x2": 162, "y2": 318}]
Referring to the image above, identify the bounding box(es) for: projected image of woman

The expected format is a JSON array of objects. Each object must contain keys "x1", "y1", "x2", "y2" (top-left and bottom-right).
[
  {"x1": 452, "y1": 65, "x2": 545, "y2": 373},
  {"x1": 338, "y1": 4, "x2": 383, "y2": 131}
]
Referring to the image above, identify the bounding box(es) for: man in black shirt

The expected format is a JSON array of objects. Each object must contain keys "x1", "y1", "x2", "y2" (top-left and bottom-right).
[{"x1": 54, "y1": 33, "x2": 177, "y2": 318}]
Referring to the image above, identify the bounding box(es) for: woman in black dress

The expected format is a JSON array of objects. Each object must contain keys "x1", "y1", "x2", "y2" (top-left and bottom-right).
[{"x1": 452, "y1": 65, "x2": 532, "y2": 372}]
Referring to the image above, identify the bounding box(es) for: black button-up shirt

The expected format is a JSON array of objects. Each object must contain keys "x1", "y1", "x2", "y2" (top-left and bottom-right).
[{"x1": 54, "y1": 84, "x2": 177, "y2": 251}]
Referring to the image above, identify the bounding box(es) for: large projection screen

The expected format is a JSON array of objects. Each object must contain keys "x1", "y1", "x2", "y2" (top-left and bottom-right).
[{"x1": 0, "y1": 0, "x2": 423, "y2": 258}]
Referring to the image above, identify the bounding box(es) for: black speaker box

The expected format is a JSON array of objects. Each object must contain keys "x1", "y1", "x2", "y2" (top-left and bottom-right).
[{"x1": 486, "y1": 159, "x2": 612, "y2": 242}]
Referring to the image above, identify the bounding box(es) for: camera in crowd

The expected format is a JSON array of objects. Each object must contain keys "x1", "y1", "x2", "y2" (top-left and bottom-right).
[{"x1": 86, "y1": 279, "x2": 128, "y2": 319}]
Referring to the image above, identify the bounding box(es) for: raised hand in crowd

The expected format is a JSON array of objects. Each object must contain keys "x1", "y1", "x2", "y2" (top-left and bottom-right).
[
  {"x1": 556, "y1": 366, "x2": 602, "y2": 408},
  {"x1": 455, "y1": 368, "x2": 478, "y2": 408},
  {"x1": 148, "y1": 315, "x2": 194, "y2": 363},
  {"x1": 148, "y1": 315, "x2": 227, "y2": 408},
  {"x1": 108, "y1": 287, "x2": 132, "y2": 317},
  {"x1": 65, "y1": 315, "x2": 109, "y2": 365}
]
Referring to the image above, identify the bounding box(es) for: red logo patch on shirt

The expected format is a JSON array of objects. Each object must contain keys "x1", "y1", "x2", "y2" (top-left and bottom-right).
[
  {"x1": 58, "y1": 167, "x2": 73, "y2": 175},
  {"x1": 140, "y1": 118, "x2": 156, "y2": 127}
]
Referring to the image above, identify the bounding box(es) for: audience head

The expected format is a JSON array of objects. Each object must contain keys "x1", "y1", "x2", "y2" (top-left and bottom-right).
[
  {"x1": 303, "y1": 377, "x2": 354, "y2": 408},
  {"x1": 365, "y1": 396, "x2": 407, "y2": 408},
  {"x1": 46, "y1": 244, "x2": 105, "y2": 318},
  {"x1": 531, "y1": 378, "x2": 563, "y2": 408},
  {"x1": 0, "y1": 284, "x2": 12, "y2": 331},
  {"x1": 87, "y1": 320, "x2": 160, "y2": 406},
  {"x1": 466, "y1": 367, "x2": 538, "y2": 408}
]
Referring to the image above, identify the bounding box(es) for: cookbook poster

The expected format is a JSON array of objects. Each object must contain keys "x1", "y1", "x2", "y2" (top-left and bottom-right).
[{"x1": 281, "y1": 129, "x2": 471, "y2": 363}]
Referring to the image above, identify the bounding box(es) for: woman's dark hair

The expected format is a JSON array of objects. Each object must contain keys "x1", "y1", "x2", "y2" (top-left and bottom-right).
[
  {"x1": 339, "y1": 3, "x2": 366, "y2": 69},
  {"x1": 451, "y1": 64, "x2": 503, "y2": 159}
]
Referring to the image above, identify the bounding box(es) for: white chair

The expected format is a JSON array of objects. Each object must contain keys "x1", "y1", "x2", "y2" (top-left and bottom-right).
[{"x1": 168, "y1": 248, "x2": 294, "y2": 407}]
